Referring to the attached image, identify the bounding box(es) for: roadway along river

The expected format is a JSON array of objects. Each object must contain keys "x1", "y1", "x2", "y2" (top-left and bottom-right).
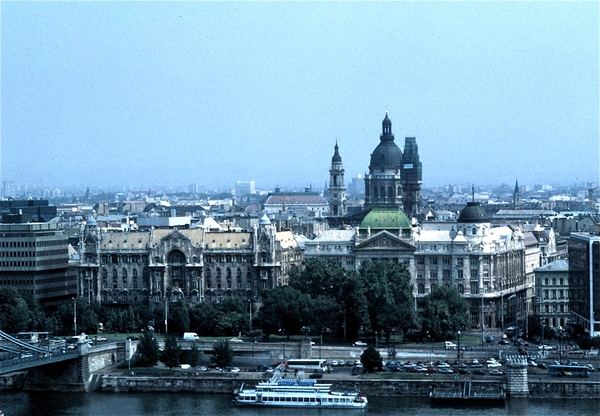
[{"x1": 1, "y1": 392, "x2": 599, "y2": 415}]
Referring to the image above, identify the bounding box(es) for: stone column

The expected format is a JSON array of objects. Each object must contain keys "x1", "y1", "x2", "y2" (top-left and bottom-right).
[{"x1": 506, "y1": 355, "x2": 528, "y2": 397}]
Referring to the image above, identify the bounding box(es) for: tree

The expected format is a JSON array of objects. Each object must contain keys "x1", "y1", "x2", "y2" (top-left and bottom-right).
[
  {"x1": 421, "y1": 285, "x2": 469, "y2": 341},
  {"x1": 168, "y1": 300, "x2": 190, "y2": 335},
  {"x1": 0, "y1": 286, "x2": 31, "y2": 333},
  {"x1": 361, "y1": 345, "x2": 383, "y2": 372},
  {"x1": 358, "y1": 261, "x2": 415, "y2": 342},
  {"x1": 211, "y1": 340, "x2": 234, "y2": 368},
  {"x1": 187, "y1": 342, "x2": 200, "y2": 367},
  {"x1": 255, "y1": 286, "x2": 313, "y2": 339},
  {"x1": 136, "y1": 330, "x2": 160, "y2": 371},
  {"x1": 161, "y1": 334, "x2": 181, "y2": 371},
  {"x1": 190, "y1": 302, "x2": 223, "y2": 336}
]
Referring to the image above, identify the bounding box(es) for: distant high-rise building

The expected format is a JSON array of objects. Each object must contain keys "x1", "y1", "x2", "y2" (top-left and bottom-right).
[
  {"x1": 328, "y1": 142, "x2": 346, "y2": 217},
  {"x1": 189, "y1": 183, "x2": 199, "y2": 194},
  {"x1": 2, "y1": 181, "x2": 15, "y2": 198},
  {"x1": 236, "y1": 181, "x2": 256, "y2": 196}
]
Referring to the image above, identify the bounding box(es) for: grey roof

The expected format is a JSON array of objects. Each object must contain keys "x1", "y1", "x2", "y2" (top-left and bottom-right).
[{"x1": 534, "y1": 259, "x2": 568, "y2": 272}]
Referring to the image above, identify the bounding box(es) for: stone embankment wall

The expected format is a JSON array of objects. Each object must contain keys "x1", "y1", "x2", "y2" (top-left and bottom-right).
[{"x1": 99, "y1": 374, "x2": 600, "y2": 398}]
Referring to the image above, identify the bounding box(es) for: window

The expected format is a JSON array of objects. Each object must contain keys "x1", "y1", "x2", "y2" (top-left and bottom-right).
[
  {"x1": 416, "y1": 257, "x2": 425, "y2": 265},
  {"x1": 544, "y1": 278, "x2": 548, "y2": 285},
  {"x1": 457, "y1": 284, "x2": 464, "y2": 294},
  {"x1": 430, "y1": 257, "x2": 438, "y2": 265},
  {"x1": 470, "y1": 270, "x2": 478, "y2": 279},
  {"x1": 559, "y1": 290, "x2": 564, "y2": 299},
  {"x1": 418, "y1": 283, "x2": 425, "y2": 294},
  {"x1": 429, "y1": 271, "x2": 438, "y2": 279},
  {"x1": 470, "y1": 282, "x2": 478, "y2": 294},
  {"x1": 472, "y1": 227, "x2": 477, "y2": 235},
  {"x1": 544, "y1": 290, "x2": 549, "y2": 299},
  {"x1": 442, "y1": 257, "x2": 451, "y2": 265},
  {"x1": 457, "y1": 270, "x2": 464, "y2": 279},
  {"x1": 559, "y1": 278, "x2": 564, "y2": 285},
  {"x1": 442, "y1": 270, "x2": 451, "y2": 279},
  {"x1": 430, "y1": 283, "x2": 437, "y2": 292},
  {"x1": 457, "y1": 258, "x2": 464, "y2": 266},
  {"x1": 470, "y1": 257, "x2": 478, "y2": 266}
]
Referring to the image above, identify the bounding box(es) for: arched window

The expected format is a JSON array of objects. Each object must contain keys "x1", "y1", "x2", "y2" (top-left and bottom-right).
[
  {"x1": 113, "y1": 269, "x2": 118, "y2": 279},
  {"x1": 102, "y1": 268, "x2": 107, "y2": 279},
  {"x1": 216, "y1": 268, "x2": 221, "y2": 279},
  {"x1": 418, "y1": 283, "x2": 425, "y2": 294},
  {"x1": 544, "y1": 278, "x2": 548, "y2": 285},
  {"x1": 552, "y1": 278, "x2": 556, "y2": 285},
  {"x1": 122, "y1": 269, "x2": 128, "y2": 279},
  {"x1": 559, "y1": 278, "x2": 564, "y2": 285},
  {"x1": 373, "y1": 187, "x2": 378, "y2": 198},
  {"x1": 430, "y1": 283, "x2": 437, "y2": 292},
  {"x1": 133, "y1": 269, "x2": 138, "y2": 279},
  {"x1": 388, "y1": 186, "x2": 394, "y2": 199},
  {"x1": 472, "y1": 227, "x2": 477, "y2": 235},
  {"x1": 380, "y1": 186, "x2": 385, "y2": 200}
]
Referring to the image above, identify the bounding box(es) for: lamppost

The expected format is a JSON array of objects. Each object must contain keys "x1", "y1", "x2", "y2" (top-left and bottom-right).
[
  {"x1": 72, "y1": 297, "x2": 77, "y2": 336},
  {"x1": 502, "y1": 294, "x2": 516, "y2": 334},
  {"x1": 457, "y1": 330, "x2": 461, "y2": 361},
  {"x1": 164, "y1": 297, "x2": 169, "y2": 335},
  {"x1": 342, "y1": 301, "x2": 347, "y2": 345},
  {"x1": 248, "y1": 299, "x2": 252, "y2": 332}
]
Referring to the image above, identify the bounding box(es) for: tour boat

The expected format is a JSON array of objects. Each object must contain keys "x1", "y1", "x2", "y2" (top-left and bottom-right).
[{"x1": 233, "y1": 367, "x2": 367, "y2": 408}]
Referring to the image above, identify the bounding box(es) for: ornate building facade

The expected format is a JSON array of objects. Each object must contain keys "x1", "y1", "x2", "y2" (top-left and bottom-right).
[{"x1": 77, "y1": 214, "x2": 302, "y2": 308}]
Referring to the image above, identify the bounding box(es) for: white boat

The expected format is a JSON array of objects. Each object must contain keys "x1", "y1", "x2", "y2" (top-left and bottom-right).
[{"x1": 233, "y1": 366, "x2": 367, "y2": 408}]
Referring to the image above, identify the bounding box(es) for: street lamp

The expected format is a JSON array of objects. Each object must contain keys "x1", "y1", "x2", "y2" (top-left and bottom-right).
[
  {"x1": 72, "y1": 297, "x2": 77, "y2": 336},
  {"x1": 457, "y1": 330, "x2": 461, "y2": 361},
  {"x1": 502, "y1": 294, "x2": 516, "y2": 334},
  {"x1": 248, "y1": 299, "x2": 253, "y2": 332}
]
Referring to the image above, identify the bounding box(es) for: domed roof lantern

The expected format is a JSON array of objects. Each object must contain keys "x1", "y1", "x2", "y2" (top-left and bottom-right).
[
  {"x1": 86, "y1": 214, "x2": 97, "y2": 227},
  {"x1": 332, "y1": 141, "x2": 342, "y2": 163},
  {"x1": 259, "y1": 213, "x2": 271, "y2": 225},
  {"x1": 457, "y1": 185, "x2": 489, "y2": 223}
]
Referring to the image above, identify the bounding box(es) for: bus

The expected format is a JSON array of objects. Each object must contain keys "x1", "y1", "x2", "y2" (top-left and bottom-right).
[
  {"x1": 286, "y1": 359, "x2": 327, "y2": 373},
  {"x1": 548, "y1": 364, "x2": 590, "y2": 378}
]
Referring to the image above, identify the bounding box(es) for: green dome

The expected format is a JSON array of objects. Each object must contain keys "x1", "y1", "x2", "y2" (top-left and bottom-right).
[{"x1": 360, "y1": 207, "x2": 411, "y2": 234}]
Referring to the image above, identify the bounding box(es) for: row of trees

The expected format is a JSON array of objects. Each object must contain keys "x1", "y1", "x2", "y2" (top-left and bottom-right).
[
  {"x1": 0, "y1": 259, "x2": 469, "y2": 343},
  {"x1": 255, "y1": 258, "x2": 469, "y2": 343}
]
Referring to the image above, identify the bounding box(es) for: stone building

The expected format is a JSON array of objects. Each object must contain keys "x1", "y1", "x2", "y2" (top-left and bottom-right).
[
  {"x1": 77, "y1": 213, "x2": 302, "y2": 309},
  {"x1": 533, "y1": 259, "x2": 570, "y2": 330}
]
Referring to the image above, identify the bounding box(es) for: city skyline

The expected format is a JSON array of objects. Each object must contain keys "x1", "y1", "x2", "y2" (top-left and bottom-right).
[{"x1": 2, "y1": 2, "x2": 599, "y2": 191}]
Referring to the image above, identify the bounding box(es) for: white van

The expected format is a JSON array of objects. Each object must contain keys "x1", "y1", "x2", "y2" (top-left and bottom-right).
[
  {"x1": 444, "y1": 341, "x2": 457, "y2": 350},
  {"x1": 183, "y1": 332, "x2": 199, "y2": 341}
]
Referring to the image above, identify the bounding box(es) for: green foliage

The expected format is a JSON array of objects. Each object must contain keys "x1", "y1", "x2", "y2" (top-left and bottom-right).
[
  {"x1": 421, "y1": 285, "x2": 469, "y2": 341},
  {"x1": 211, "y1": 339, "x2": 234, "y2": 368},
  {"x1": 358, "y1": 261, "x2": 415, "y2": 341},
  {"x1": 161, "y1": 334, "x2": 181, "y2": 370},
  {"x1": 361, "y1": 345, "x2": 382, "y2": 372},
  {"x1": 187, "y1": 342, "x2": 200, "y2": 367},
  {"x1": 189, "y1": 303, "x2": 222, "y2": 336},
  {"x1": 136, "y1": 330, "x2": 160, "y2": 370},
  {"x1": 255, "y1": 286, "x2": 313, "y2": 338},
  {"x1": 0, "y1": 286, "x2": 31, "y2": 333},
  {"x1": 168, "y1": 300, "x2": 190, "y2": 335}
]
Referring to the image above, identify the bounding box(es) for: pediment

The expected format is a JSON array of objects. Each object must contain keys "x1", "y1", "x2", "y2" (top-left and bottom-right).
[{"x1": 355, "y1": 231, "x2": 416, "y2": 252}]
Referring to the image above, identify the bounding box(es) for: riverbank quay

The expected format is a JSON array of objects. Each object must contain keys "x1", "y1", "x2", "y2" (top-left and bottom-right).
[
  {"x1": 97, "y1": 371, "x2": 600, "y2": 399},
  {"x1": 3, "y1": 369, "x2": 600, "y2": 398}
]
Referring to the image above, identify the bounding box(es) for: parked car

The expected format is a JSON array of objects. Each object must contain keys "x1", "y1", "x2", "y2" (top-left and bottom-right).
[
  {"x1": 353, "y1": 341, "x2": 367, "y2": 346},
  {"x1": 331, "y1": 360, "x2": 338, "y2": 367},
  {"x1": 484, "y1": 335, "x2": 495, "y2": 343},
  {"x1": 346, "y1": 360, "x2": 355, "y2": 366},
  {"x1": 499, "y1": 339, "x2": 509, "y2": 345},
  {"x1": 472, "y1": 369, "x2": 487, "y2": 376},
  {"x1": 230, "y1": 338, "x2": 243, "y2": 343},
  {"x1": 487, "y1": 361, "x2": 502, "y2": 368},
  {"x1": 489, "y1": 369, "x2": 506, "y2": 376},
  {"x1": 438, "y1": 367, "x2": 454, "y2": 374},
  {"x1": 470, "y1": 361, "x2": 483, "y2": 368},
  {"x1": 457, "y1": 368, "x2": 471, "y2": 375}
]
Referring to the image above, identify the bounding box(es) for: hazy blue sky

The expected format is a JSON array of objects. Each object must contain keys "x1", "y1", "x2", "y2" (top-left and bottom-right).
[{"x1": 1, "y1": 1, "x2": 598, "y2": 192}]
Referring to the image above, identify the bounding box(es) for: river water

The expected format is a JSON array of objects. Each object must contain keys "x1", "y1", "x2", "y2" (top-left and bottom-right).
[{"x1": 1, "y1": 392, "x2": 599, "y2": 416}]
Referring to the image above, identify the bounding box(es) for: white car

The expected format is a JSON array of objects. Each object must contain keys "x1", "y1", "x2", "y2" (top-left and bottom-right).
[
  {"x1": 230, "y1": 338, "x2": 243, "y2": 343},
  {"x1": 487, "y1": 361, "x2": 502, "y2": 368},
  {"x1": 353, "y1": 341, "x2": 367, "y2": 346},
  {"x1": 331, "y1": 360, "x2": 338, "y2": 366}
]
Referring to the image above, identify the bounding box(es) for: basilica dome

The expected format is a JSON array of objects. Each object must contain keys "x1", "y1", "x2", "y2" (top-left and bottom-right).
[
  {"x1": 369, "y1": 114, "x2": 403, "y2": 171},
  {"x1": 457, "y1": 202, "x2": 489, "y2": 223}
]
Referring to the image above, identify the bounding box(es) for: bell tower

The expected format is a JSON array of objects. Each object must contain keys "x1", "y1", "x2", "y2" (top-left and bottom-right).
[{"x1": 328, "y1": 142, "x2": 347, "y2": 217}]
